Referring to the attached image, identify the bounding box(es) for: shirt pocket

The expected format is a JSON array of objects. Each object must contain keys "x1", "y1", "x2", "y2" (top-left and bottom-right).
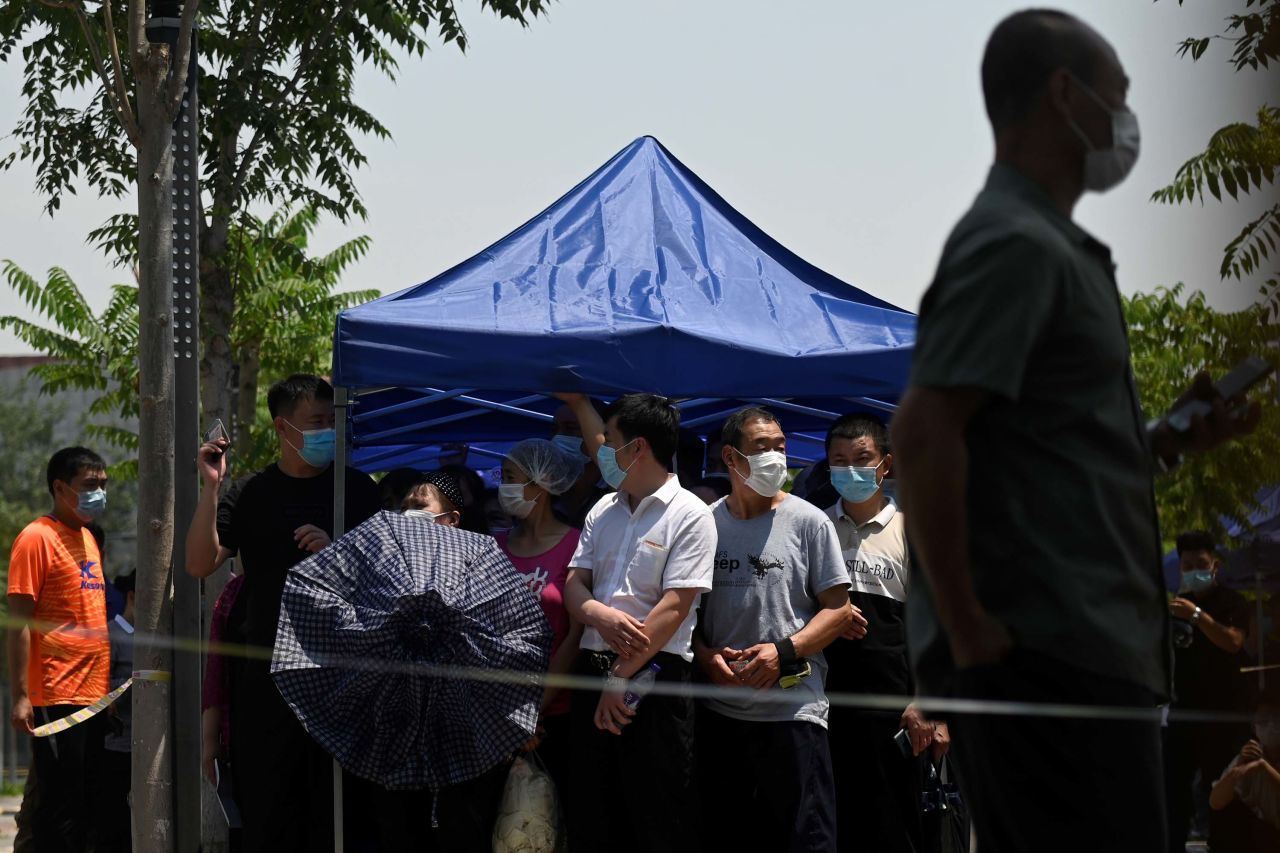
[{"x1": 626, "y1": 539, "x2": 670, "y2": 592}]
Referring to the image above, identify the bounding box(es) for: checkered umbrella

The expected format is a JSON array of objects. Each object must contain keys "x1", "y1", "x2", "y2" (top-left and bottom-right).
[{"x1": 271, "y1": 511, "x2": 552, "y2": 789}]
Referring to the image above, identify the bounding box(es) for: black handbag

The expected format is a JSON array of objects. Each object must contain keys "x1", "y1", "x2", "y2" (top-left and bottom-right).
[{"x1": 921, "y1": 756, "x2": 969, "y2": 853}]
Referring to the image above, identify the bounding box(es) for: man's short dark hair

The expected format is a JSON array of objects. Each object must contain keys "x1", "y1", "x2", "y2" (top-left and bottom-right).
[
  {"x1": 607, "y1": 394, "x2": 680, "y2": 473},
  {"x1": 267, "y1": 374, "x2": 334, "y2": 419},
  {"x1": 1176, "y1": 530, "x2": 1218, "y2": 557},
  {"x1": 825, "y1": 414, "x2": 890, "y2": 457},
  {"x1": 981, "y1": 9, "x2": 1105, "y2": 131},
  {"x1": 379, "y1": 468, "x2": 422, "y2": 510},
  {"x1": 46, "y1": 447, "x2": 106, "y2": 495},
  {"x1": 721, "y1": 407, "x2": 781, "y2": 453}
]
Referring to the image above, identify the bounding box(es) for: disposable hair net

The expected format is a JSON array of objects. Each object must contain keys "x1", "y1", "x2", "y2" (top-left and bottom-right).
[{"x1": 507, "y1": 438, "x2": 584, "y2": 497}]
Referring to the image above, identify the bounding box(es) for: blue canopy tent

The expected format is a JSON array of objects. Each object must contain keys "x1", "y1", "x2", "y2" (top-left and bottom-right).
[{"x1": 332, "y1": 135, "x2": 916, "y2": 475}]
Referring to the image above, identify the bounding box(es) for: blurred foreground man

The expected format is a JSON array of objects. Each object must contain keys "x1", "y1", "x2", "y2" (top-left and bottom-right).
[{"x1": 891, "y1": 10, "x2": 1261, "y2": 853}]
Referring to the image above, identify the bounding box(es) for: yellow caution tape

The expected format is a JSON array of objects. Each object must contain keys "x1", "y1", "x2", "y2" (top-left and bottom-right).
[{"x1": 31, "y1": 670, "x2": 171, "y2": 738}]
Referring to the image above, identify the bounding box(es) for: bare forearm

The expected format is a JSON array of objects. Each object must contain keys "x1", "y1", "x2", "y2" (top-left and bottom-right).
[
  {"x1": 1210, "y1": 771, "x2": 1240, "y2": 810},
  {"x1": 791, "y1": 602, "x2": 851, "y2": 659},
  {"x1": 201, "y1": 707, "x2": 221, "y2": 748},
  {"x1": 185, "y1": 484, "x2": 223, "y2": 578},
  {"x1": 1198, "y1": 613, "x2": 1244, "y2": 654},
  {"x1": 564, "y1": 572, "x2": 598, "y2": 625},
  {"x1": 1261, "y1": 760, "x2": 1280, "y2": 790},
  {"x1": 542, "y1": 622, "x2": 583, "y2": 708},
  {"x1": 898, "y1": 430, "x2": 980, "y2": 633},
  {"x1": 569, "y1": 398, "x2": 606, "y2": 462},
  {"x1": 613, "y1": 590, "x2": 695, "y2": 678},
  {"x1": 6, "y1": 628, "x2": 29, "y2": 698}
]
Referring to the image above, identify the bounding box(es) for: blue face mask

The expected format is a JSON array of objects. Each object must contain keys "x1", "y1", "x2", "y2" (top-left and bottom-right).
[
  {"x1": 552, "y1": 434, "x2": 588, "y2": 461},
  {"x1": 1179, "y1": 569, "x2": 1215, "y2": 596},
  {"x1": 830, "y1": 460, "x2": 884, "y2": 504},
  {"x1": 76, "y1": 488, "x2": 107, "y2": 521},
  {"x1": 596, "y1": 439, "x2": 638, "y2": 490},
  {"x1": 284, "y1": 420, "x2": 336, "y2": 468}
]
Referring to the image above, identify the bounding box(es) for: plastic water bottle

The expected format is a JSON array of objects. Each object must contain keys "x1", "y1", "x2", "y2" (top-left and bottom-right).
[{"x1": 623, "y1": 662, "x2": 662, "y2": 710}]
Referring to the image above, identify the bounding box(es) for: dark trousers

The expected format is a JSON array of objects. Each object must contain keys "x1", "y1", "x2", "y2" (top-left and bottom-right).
[
  {"x1": 568, "y1": 651, "x2": 699, "y2": 853},
  {"x1": 696, "y1": 707, "x2": 837, "y2": 853},
  {"x1": 230, "y1": 662, "x2": 336, "y2": 853},
  {"x1": 29, "y1": 705, "x2": 106, "y2": 853},
  {"x1": 1163, "y1": 717, "x2": 1250, "y2": 853},
  {"x1": 828, "y1": 707, "x2": 925, "y2": 853},
  {"x1": 369, "y1": 760, "x2": 512, "y2": 853},
  {"x1": 536, "y1": 710, "x2": 571, "y2": 824},
  {"x1": 945, "y1": 648, "x2": 1167, "y2": 853},
  {"x1": 96, "y1": 748, "x2": 132, "y2": 852}
]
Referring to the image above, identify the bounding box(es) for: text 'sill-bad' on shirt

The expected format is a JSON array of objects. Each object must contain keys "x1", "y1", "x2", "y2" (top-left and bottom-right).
[{"x1": 825, "y1": 499, "x2": 912, "y2": 697}]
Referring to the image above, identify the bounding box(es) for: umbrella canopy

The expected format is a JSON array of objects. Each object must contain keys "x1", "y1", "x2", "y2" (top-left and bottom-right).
[{"x1": 272, "y1": 511, "x2": 552, "y2": 789}]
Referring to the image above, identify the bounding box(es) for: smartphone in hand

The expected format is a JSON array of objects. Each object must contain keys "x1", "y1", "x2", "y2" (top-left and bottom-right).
[
  {"x1": 1166, "y1": 356, "x2": 1273, "y2": 434},
  {"x1": 204, "y1": 419, "x2": 229, "y2": 460}
]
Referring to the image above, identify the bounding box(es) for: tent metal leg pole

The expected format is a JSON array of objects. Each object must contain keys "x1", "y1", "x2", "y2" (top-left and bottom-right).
[
  {"x1": 1258, "y1": 570, "x2": 1266, "y2": 692},
  {"x1": 333, "y1": 385, "x2": 349, "y2": 853}
]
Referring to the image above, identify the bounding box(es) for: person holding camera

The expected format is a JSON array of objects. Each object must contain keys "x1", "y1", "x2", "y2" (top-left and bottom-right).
[
  {"x1": 692, "y1": 406, "x2": 862, "y2": 853},
  {"x1": 1165, "y1": 529, "x2": 1251, "y2": 852}
]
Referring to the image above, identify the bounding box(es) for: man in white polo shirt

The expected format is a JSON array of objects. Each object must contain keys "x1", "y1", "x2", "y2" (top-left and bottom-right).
[
  {"x1": 559, "y1": 392, "x2": 716, "y2": 853},
  {"x1": 821, "y1": 413, "x2": 948, "y2": 853}
]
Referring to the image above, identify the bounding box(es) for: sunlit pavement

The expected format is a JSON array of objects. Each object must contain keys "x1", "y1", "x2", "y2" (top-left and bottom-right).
[{"x1": 0, "y1": 792, "x2": 19, "y2": 853}]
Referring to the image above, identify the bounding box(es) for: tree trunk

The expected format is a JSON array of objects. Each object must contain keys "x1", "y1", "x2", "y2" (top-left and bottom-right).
[
  {"x1": 199, "y1": 200, "x2": 236, "y2": 436},
  {"x1": 132, "y1": 41, "x2": 177, "y2": 853},
  {"x1": 235, "y1": 342, "x2": 261, "y2": 459}
]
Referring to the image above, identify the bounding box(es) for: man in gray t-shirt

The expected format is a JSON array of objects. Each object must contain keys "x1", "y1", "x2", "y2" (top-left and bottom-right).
[{"x1": 693, "y1": 407, "x2": 861, "y2": 853}]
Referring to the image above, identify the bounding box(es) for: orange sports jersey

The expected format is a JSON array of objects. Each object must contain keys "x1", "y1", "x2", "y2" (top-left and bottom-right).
[{"x1": 7, "y1": 516, "x2": 110, "y2": 707}]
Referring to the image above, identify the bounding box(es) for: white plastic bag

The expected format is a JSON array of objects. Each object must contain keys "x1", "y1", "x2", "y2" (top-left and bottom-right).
[{"x1": 492, "y1": 754, "x2": 560, "y2": 853}]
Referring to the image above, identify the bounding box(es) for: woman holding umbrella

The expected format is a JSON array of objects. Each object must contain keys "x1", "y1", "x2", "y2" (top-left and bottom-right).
[{"x1": 496, "y1": 438, "x2": 585, "y2": 796}]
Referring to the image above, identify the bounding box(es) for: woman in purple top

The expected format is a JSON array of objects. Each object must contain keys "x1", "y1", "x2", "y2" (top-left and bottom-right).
[
  {"x1": 201, "y1": 572, "x2": 245, "y2": 784},
  {"x1": 495, "y1": 438, "x2": 585, "y2": 796}
]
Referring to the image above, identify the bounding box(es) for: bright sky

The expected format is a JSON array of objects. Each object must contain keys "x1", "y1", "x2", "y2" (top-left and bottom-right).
[{"x1": 0, "y1": 0, "x2": 1272, "y2": 354}]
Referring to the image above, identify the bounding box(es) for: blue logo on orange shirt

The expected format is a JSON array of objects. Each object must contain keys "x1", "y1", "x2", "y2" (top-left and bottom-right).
[{"x1": 79, "y1": 560, "x2": 104, "y2": 591}]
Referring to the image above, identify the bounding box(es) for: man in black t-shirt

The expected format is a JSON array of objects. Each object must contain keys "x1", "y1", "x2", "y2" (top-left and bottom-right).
[
  {"x1": 1164, "y1": 530, "x2": 1251, "y2": 853},
  {"x1": 185, "y1": 374, "x2": 381, "y2": 853}
]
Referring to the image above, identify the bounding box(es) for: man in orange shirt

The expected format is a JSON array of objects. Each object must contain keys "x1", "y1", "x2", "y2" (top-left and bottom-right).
[{"x1": 8, "y1": 446, "x2": 112, "y2": 852}]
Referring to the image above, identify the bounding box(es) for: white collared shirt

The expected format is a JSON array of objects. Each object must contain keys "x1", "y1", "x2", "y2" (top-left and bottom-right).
[
  {"x1": 825, "y1": 498, "x2": 909, "y2": 603},
  {"x1": 571, "y1": 475, "x2": 716, "y2": 661}
]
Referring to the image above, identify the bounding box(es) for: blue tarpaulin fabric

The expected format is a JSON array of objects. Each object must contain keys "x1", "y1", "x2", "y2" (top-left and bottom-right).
[
  {"x1": 1162, "y1": 485, "x2": 1280, "y2": 592},
  {"x1": 334, "y1": 136, "x2": 915, "y2": 406}
]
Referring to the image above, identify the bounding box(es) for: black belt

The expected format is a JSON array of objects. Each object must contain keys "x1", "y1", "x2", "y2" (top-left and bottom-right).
[{"x1": 581, "y1": 649, "x2": 689, "y2": 675}]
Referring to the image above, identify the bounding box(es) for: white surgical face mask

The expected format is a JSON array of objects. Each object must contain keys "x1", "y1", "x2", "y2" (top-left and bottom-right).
[
  {"x1": 731, "y1": 448, "x2": 789, "y2": 497},
  {"x1": 498, "y1": 482, "x2": 538, "y2": 519},
  {"x1": 1065, "y1": 72, "x2": 1140, "y2": 193},
  {"x1": 403, "y1": 508, "x2": 452, "y2": 525}
]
